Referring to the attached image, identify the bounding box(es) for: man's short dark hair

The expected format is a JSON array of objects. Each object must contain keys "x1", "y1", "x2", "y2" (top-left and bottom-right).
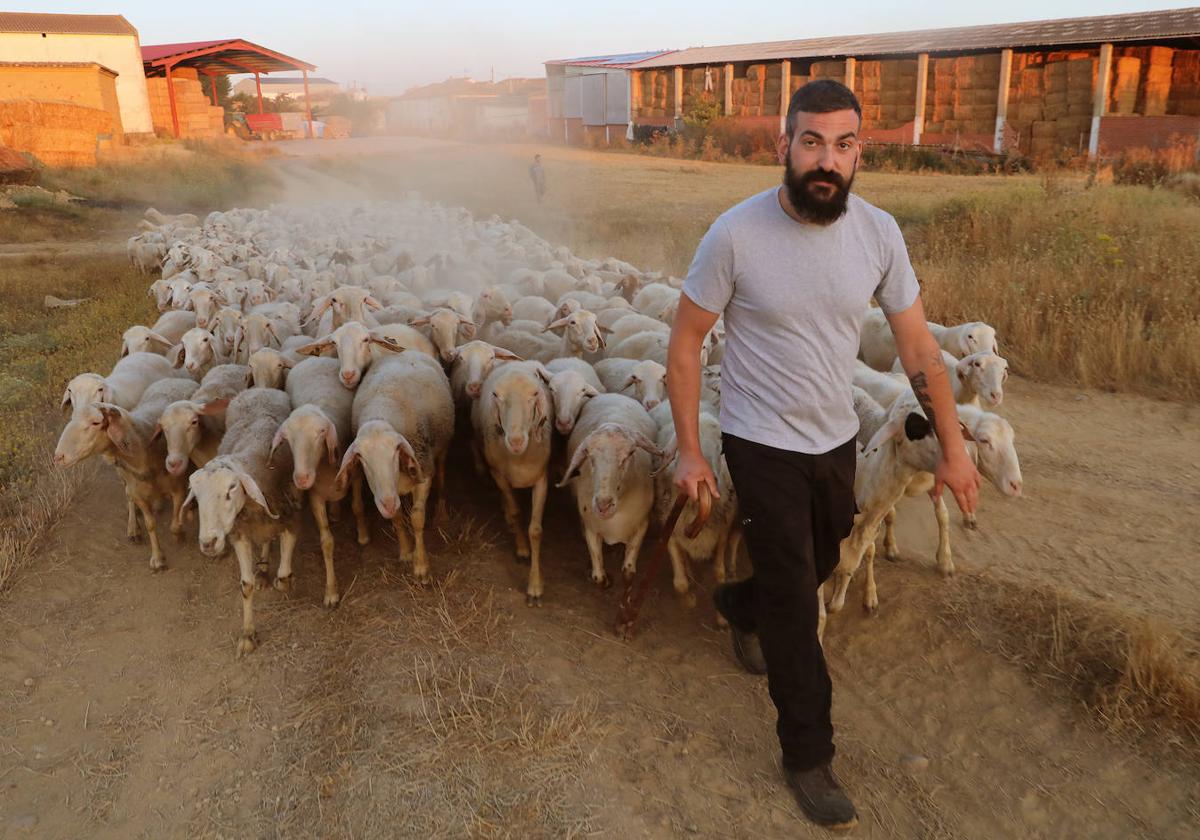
[{"x1": 786, "y1": 80, "x2": 862, "y2": 137}]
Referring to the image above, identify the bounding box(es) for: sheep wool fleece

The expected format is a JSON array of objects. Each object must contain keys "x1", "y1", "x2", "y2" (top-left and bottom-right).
[{"x1": 682, "y1": 188, "x2": 920, "y2": 454}]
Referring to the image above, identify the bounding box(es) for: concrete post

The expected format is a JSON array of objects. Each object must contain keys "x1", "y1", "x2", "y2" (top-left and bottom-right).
[
  {"x1": 302, "y1": 69, "x2": 314, "y2": 139},
  {"x1": 166, "y1": 63, "x2": 181, "y2": 139},
  {"x1": 1089, "y1": 43, "x2": 1113, "y2": 160},
  {"x1": 994, "y1": 48, "x2": 1013, "y2": 153},
  {"x1": 844, "y1": 57, "x2": 856, "y2": 92},
  {"x1": 724, "y1": 63, "x2": 734, "y2": 116},
  {"x1": 674, "y1": 65, "x2": 683, "y2": 122},
  {"x1": 913, "y1": 53, "x2": 929, "y2": 144},
  {"x1": 780, "y1": 59, "x2": 791, "y2": 135}
]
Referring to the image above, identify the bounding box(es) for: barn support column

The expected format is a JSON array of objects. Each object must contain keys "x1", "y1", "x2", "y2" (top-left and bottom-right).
[
  {"x1": 780, "y1": 59, "x2": 791, "y2": 134},
  {"x1": 1089, "y1": 43, "x2": 1113, "y2": 160},
  {"x1": 913, "y1": 52, "x2": 929, "y2": 144},
  {"x1": 166, "y1": 62, "x2": 181, "y2": 139},
  {"x1": 673, "y1": 65, "x2": 683, "y2": 126},
  {"x1": 204, "y1": 71, "x2": 219, "y2": 106},
  {"x1": 254, "y1": 72, "x2": 264, "y2": 114},
  {"x1": 844, "y1": 57, "x2": 856, "y2": 92},
  {"x1": 724, "y1": 63, "x2": 733, "y2": 116},
  {"x1": 302, "y1": 68, "x2": 314, "y2": 139},
  {"x1": 994, "y1": 48, "x2": 1013, "y2": 153}
]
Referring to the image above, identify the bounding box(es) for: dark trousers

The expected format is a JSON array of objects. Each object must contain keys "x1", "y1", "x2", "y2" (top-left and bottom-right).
[{"x1": 721, "y1": 433, "x2": 857, "y2": 772}]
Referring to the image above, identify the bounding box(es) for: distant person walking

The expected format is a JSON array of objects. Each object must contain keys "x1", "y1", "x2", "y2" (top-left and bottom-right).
[{"x1": 529, "y1": 154, "x2": 546, "y2": 203}]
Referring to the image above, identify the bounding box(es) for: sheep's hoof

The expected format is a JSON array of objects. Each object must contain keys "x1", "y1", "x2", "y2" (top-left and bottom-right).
[
  {"x1": 963, "y1": 517, "x2": 978, "y2": 531},
  {"x1": 591, "y1": 572, "x2": 612, "y2": 589},
  {"x1": 622, "y1": 568, "x2": 636, "y2": 584},
  {"x1": 127, "y1": 533, "x2": 144, "y2": 545},
  {"x1": 273, "y1": 575, "x2": 291, "y2": 593},
  {"x1": 677, "y1": 590, "x2": 697, "y2": 609},
  {"x1": 514, "y1": 549, "x2": 531, "y2": 566},
  {"x1": 149, "y1": 557, "x2": 167, "y2": 572},
  {"x1": 412, "y1": 571, "x2": 432, "y2": 587},
  {"x1": 885, "y1": 549, "x2": 900, "y2": 562},
  {"x1": 356, "y1": 532, "x2": 370, "y2": 547},
  {"x1": 939, "y1": 565, "x2": 956, "y2": 579},
  {"x1": 324, "y1": 591, "x2": 340, "y2": 608},
  {"x1": 525, "y1": 593, "x2": 542, "y2": 607},
  {"x1": 172, "y1": 529, "x2": 185, "y2": 545},
  {"x1": 864, "y1": 600, "x2": 879, "y2": 615},
  {"x1": 254, "y1": 571, "x2": 270, "y2": 591},
  {"x1": 714, "y1": 612, "x2": 729, "y2": 629},
  {"x1": 236, "y1": 633, "x2": 258, "y2": 658}
]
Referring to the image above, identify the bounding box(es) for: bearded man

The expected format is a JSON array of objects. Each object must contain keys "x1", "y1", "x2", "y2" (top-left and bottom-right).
[{"x1": 666, "y1": 80, "x2": 981, "y2": 831}]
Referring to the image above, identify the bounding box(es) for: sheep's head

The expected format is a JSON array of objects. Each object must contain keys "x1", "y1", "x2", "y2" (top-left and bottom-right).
[
  {"x1": 247, "y1": 348, "x2": 293, "y2": 389},
  {"x1": 120, "y1": 325, "x2": 174, "y2": 358},
  {"x1": 621, "y1": 360, "x2": 667, "y2": 411},
  {"x1": 472, "y1": 287, "x2": 513, "y2": 326},
  {"x1": 214, "y1": 308, "x2": 243, "y2": 356},
  {"x1": 155, "y1": 398, "x2": 227, "y2": 476},
  {"x1": 545, "y1": 309, "x2": 603, "y2": 355},
  {"x1": 965, "y1": 411, "x2": 1022, "y2": 498},
  {"x1": 489, "y1": 364, "x2": 551, "y2": 455},
  {"x1": 186, "y1": 458, "x2": 276, "y2": 556},
  {"x1": 173, "y1": 327, "x2": 219, "y2": 375},
  {"x1": 956, "y1": 352, "x2": 1009, "y2": 409},
  {"x1": 451, "y1": 341, "x2": 521, "y2": 400},
  {"x1": 547, "y1": 371, "x2": 598, "y2": 436},
  {"x1": 296, "y1": 321, "x2": 404, "y2": 389},
  {"x1": 188, "y1": 287, "x2": 226, "y2": 329},
  {"x1": 556, "y1": 423, "x2": 662, "y2": 520},
  {"x1": 53, "y1": 403, "x2": 132, "y2": 467},
  {"x1": 61, "y1": 372, "x2": 108, "y2": 417},
  {"x1": 960, "y1": 323, "x2": 999, "y2": 358},
  {"x1": 411, "y1": 308, "x2": 476, "y2": 363},
  {"x1": 271, "y1": 405, "x2": 338, "y2": 490},
  {"x1": 336, "y1": 421, "x2": 423, "y2": 517}
]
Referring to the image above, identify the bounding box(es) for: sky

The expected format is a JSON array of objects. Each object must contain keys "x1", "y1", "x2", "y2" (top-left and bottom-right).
[{"x1": 18, "y1": 0, "x2": 1196, "y2": 95}]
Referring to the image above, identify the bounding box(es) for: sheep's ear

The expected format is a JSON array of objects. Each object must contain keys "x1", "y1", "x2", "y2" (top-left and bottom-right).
[
  {"x1": 594, "y1": 326, "x2": 606, "y2": 350},
  {"x1": 181, "y1": 486, "x2": 197, "y2": 511},
  {"x1": 369, "y1": 335, "x2": 403, "y2": 352},
  {"x1": 169, "y1": 344, "x2": 186, "y2": 368},
  {"x1": 492, "y1": 347, "x2": 523, "y2": 361},
  {"x1": 533, "y1": 363, "x2": 552, "y2": 384},
  {"x1": 457, "y1": 318, "x2": 477, "y2": 339},
  {"x1": 583, "y1": 384, "x2": 599, "y2": 398},
  {"x1": 597, "y1": 324, "x2": 613, "y2": 335},
  {"x1": 198, "y1": 397, "x2": 229, "y2": 416},
  {"x1": 958, "y1": 421, "x2": 976, "y2": 443},
  {"x1": 556, "y1": 444, "x2": 589, "y2": 488},
  {"x1": 629, "y1": 430, "x2": 663, "y2": 457},
  {"x1": 364, "y1": 295, "x2": 383, "y2": 311},
  {"x1": 620, "y1": 374, "x2": 639, "y2": 390},
  {"x1": 244, "y1": 368, "x2": 255, "y2": 388},
  {"x1": 268, "y1": 425, "x2": 286, "y2": 466},
  {"x1": 120, "y1": 342, "x2": 130, "y2": 358},
  {"x1": 650, "y1": 442, "x2": 678, "y2": 477},
  {"x1": 150, "y1": 422, "x2": 163, "y2": 443},
  {"x1": 60, "y1": 389, "x2": 72, "y2": 416},
  {"x1": 99, "y1": 405, "x2": 136, "y2": 454},
  {"x1": 544, "y1": 317, "x2": 570, "y2": 333},
  {"x1": 324, "y1": 425, "x2": 340, "y2": 466},
  {"x1": 863, "y1": 415, "x2": 905, "y2": 454},
  {"x1": 295, "y1": 340, "x2": 329, "y2": 357},
  {"x1": 334, "y1": 441, "x2": 359, "y2": 488},
  {"x1": 395, "y1": 437, "x2": 425, "y2": 482},
  {"x1": 239, "y1": 471, "x2": 278, "y2": 518},
  {"x1": 281, "y1": 355, "x2": 296, "y2": 369},
  {"x1": 147, "y1": 331, "x2": 175, "y2": 349},
  {"x1": 408, "y1": 316, "x2": 431, "y2": 327}
]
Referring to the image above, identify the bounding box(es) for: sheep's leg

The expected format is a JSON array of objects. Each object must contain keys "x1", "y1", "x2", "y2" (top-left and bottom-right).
[
  {"x1": 470, "y1": 436, "x2": 487, "y2": 478},
  {"x1": 135, "y1": 496, "x2": 166, "y2": 572},
  {"x1": 491, "y1": 468, "x2": 530, "y2": 563},
  {"x1": 170, "y1": 488, "x2": 186, "y2": 544},
  {"x1": 409, "y1": 479, "x2": 433, "y2": 584},
  {"x1": 963, "y1": 510, "x2": 977, "y2": 531},
  {"x1": 668, "y1": 540, "x2": 696, "y2": 608},
  {"x1": 620, "y1": 519, "x2": 651, "y2": 583},
  {"x1": 933, "y1": 494, "x2": 955, "y2": 577},
  {"x1": 394, "y1": 510, "x2": 415, "y2": 566},
  {"x1": 126, "y1": 494, "x2": 143, "y2": 543},
  {"x1": 310, "y1": 495, "x2": 339, "y2": 607},
  {"x1": 232, "y1": 536, "x2": 258, "y2": 657},
  {"x1": 829, "y1": 533, "x2": 866, "y2": 614},
  {"x1": 583, "y1": 527, "x2": 609, "y2": 588},
  {"x1": 525, "y1": 475, "x2": 548, "y2": 606},
  {"x1": 274, "y1": 527, "x2": 298, "y2": 593},
  {"x1": 433, "y1": 451, "x2": 449, "y2": 526},
  {"x1": 328, "y1": 497, "x2": 342, "y2": 523},
  {"x1": 255, "y1": 540, "x2": 270, "y2": 589},
  {"x1": 351, "y1": 476, "x2": 370, "y2": 546},
  {"x1": 883, "y1": 508, "x2": 900, "y2": 561},
  {"x1": 863, "y1": 542, "x2": 879, "y2": 613}
]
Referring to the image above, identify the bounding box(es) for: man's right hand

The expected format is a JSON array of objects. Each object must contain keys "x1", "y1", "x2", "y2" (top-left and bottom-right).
[{"x1": 674, "y1": 451, "x2": 721, "y2": 501}]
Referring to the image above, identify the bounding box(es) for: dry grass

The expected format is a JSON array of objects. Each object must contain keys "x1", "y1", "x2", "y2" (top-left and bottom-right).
[{"x1": 942, "y1": 572, "x2": 1200, "y2": 757}]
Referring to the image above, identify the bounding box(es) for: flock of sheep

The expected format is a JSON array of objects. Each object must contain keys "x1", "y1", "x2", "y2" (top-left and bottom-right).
[{"x1": 52, "y1": 198, "x2": 1022, "y2": 655}]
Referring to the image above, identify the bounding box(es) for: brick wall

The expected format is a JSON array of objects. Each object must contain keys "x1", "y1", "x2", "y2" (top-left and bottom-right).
[{"x1": 1099, "y1": 115, "x2": 1200, "y2": 153}]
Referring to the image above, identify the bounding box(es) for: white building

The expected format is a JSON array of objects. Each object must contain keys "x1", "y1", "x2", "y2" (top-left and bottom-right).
[{"x1": 0, "y1": 12, "x2": 153, "y2": 135}]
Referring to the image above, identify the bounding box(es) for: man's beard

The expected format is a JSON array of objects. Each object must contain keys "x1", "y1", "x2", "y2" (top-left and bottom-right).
[{"x1": 784, "y1": 156, "x2": 854, "y2": 224}]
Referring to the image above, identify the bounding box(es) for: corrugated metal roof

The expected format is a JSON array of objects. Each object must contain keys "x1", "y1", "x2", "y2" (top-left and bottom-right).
[
  {"x1": 141, "y1": 39, "x2": 317, "y2": 76},
  {"x1": 546, "y1": 50, "x2": 675, "y2": 69},
  {"x1": 0, "y1": 12, "x2": 137, "y2": 36},
  {"x1": 256, "y1": 77, "x2": 338, "y2": 85},
  {"x1": 632, "y1": 6, "x2": 1200, "y2": 68}
]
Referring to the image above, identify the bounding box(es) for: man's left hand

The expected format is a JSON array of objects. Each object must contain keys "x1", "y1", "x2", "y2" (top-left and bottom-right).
[{"x1": 933, "y1": 452, "x2": 981, "y2": 515}]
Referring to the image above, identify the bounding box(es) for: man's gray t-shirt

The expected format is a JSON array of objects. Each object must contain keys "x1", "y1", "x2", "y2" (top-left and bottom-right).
[{"x1": 683, "y1": 188, "x2": 919, "y2": 454}]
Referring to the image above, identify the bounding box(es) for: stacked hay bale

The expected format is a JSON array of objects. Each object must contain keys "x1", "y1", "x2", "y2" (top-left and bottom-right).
[
  {"x1": 789, "y1": 68, "x2": 811, "y2": 99},
  {"x1": 1037, "y1": 56, "x2": 1096, "y2": 155},
  {"x1": 638, "y1": 69, "x2": 671, "y2": 117},
  {"x1": 1004, "y1": 53, "x2": 1046, "y2": 146},
  {"x1": 146, "y1": 68, "x2": 225, "y2": 138},
  {"x1": 1141, "y1": 46, "x2": 1174, "y2": 116},
  {"x1": 923, "y1": 54, "x2": 1001, "y2": 138},
  {"x1": 1169, "y1": 49, "x2": 1200, "y2": 115},
  {"x1": 0, "y1": 100, "x2": 113, "y2": 167},
  {"x1": 855, "y1": 59, "x2": 917, "y2": 129},
  {"x1": 1109, "y1": 56, "x2": 1141, "y2": 115},
  {"x1": 729, "y1": 64, "x2": 771, "y2": 117}
]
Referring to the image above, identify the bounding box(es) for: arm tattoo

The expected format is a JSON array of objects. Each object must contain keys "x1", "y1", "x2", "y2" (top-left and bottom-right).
[{"x1": 910, "y1": 371, "x2": 936, "y2": 429}]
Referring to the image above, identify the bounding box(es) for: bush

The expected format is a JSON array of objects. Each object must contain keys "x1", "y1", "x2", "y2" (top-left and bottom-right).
[
  {"x1": 862, "y1": 144, "x2": 1031, "y2": 175},
  {"x1": 1112, "y1": 140, "x2": 1199, "y2": 188}
]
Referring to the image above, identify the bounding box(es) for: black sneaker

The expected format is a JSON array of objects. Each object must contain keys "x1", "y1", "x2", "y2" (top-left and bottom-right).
[
  {"x1": 712, "y1": 584, "x2": 767, "y2": 675},
  {"x1": 785, "y1": 763, "x2": 859, "y2": 831}
]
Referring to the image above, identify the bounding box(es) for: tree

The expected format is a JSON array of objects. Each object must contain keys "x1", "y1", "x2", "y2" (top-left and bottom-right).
[{"x1": 198, "y1": 74, "x2": 232, "y2": 107}]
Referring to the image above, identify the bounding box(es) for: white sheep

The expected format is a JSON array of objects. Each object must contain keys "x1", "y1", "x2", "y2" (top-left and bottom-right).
[
  {"x1": 632, "y1": 282, "x2": 680, "y2": 320},
  {"x1": 170, "y1": 327, "x2": 228, "y2": 377},
  {"x1": 929, "y1": 320, "x2": 999, "y2": 359},
  {"x1": 272, "y1": 356, "x2": 368, "y2": 607},
  {"x1": 338, "y1": 351, "x2": 454, "y2": 583},
  {"x1": 185, "y1": 388, "x2": 300, "y2": 656},
  {"x1": 156, "y1": 363, "x2": 249, "y2": 476},
  {"x1": 54, "y1": 378, "x2": 198, "y2": 569},
  {"x1": 594, "y1": 358, "x2": 667, "y2": 412},
  {"x1": 120, "y1": 311, "x2": 196, "y2": 358},
  {"x1": 409, "y1": 307, "x2": 478, "y2": 364},
  {"x1": 448, "y1": 340, "x2": 523, "y2": 406},
  {"x1": 891, "y1": 350, "x2": 1009, "y2": 408},
  {"x1": 607, "y1": 330, "x2": 708, "y2": 368},
  {"x1": 511, "y1": 296, "x2": 557, "y2": 325},
  {"x1": 544, "y1": 357, "x2": 603, "y2": 436},
  {"x1": 607, "y1": 312, "x2": 669, "y2": 347},
  {"x1": 557, "y1": 394, "x2": 662, "y2": 587},
  {"x1": 544, "y1": 309, "x2": 605, "y2": 358},
  {"x1": 471, "y1": 361, "x2": 555, "y2": 604},
  {"x1": 61, "y1": 352, "x2": 190, "y2": 417},
  {"x1": 297, "y1": 321, "x2": 435, "y2": 389}
]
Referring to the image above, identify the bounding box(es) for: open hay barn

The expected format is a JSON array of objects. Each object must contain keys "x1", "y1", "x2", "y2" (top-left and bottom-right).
[{"x1": 549, "y1": 6, "x2": 1200, "y2": 158}]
